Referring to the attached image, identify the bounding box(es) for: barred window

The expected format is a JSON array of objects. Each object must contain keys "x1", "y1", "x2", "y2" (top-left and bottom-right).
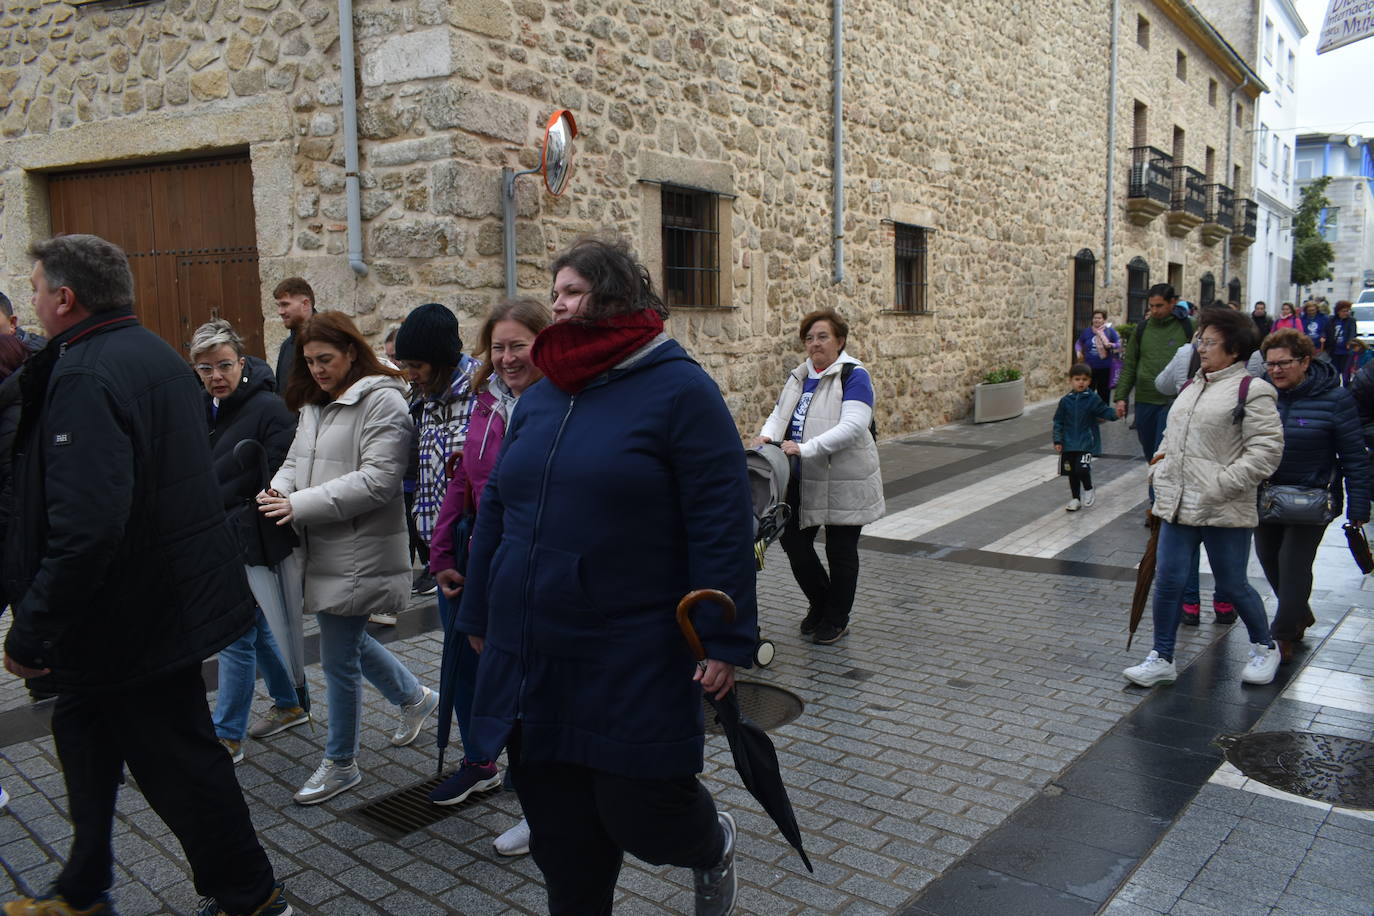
[
  {"x1": 894, "y1": 223, "x2": 929, "y2": 313},
  {"x1": 661, "y1": 186, "x2": 719, "y2": 308},
  {"x1": 1127, "y1": 257, "x2": 1150, "y2": 324},
  {"x1": 1073, "y1": 249, "x2": 1096, "y2": 334}
]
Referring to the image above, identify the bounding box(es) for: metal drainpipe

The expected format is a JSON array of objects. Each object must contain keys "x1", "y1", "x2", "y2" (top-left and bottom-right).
[
  {"x1": 1103, "y1": 0, "x2": 1119, "y2": 288},
  {"x1": 1222, "y1": 75, "x2": 1251, "y2": 292},
  {"x1": 339, "y1": 0, "x2": 368, "y2": 277},
  {"x1": 831, "y1": 0, "x2": 844, "y2": 285}
]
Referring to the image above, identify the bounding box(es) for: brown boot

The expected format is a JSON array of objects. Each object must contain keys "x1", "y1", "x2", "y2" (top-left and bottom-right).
[{"x1": 1277, "y1": 639, "x2": 1295, "y2": 663}]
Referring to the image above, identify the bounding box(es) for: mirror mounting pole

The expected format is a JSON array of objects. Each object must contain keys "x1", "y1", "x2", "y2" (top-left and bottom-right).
[{"x1": 502, "y1": 166, "x2": 541, "y2": 298}]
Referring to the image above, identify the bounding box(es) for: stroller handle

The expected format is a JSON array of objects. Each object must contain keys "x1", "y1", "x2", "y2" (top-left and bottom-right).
[{"x1": 675, "y1": 589, "x2": 737, "y2": 661}]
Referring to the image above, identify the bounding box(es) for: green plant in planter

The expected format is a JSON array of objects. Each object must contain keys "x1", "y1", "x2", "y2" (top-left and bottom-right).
[
  {"x1": 1116, "y1": 322, "x2": 1136, "y2": 350},
  {"x1": 980, "y1": 367, "x2": 1022, "y2": 385}
]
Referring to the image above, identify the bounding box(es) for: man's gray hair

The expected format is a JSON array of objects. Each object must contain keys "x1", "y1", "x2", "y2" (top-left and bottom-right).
[
  {"x1": 27, "y1": 234, "x2": 134, "y2": 315},
  {"x1": 189, "y1": 318, "x2": 245, "y2": 361}
]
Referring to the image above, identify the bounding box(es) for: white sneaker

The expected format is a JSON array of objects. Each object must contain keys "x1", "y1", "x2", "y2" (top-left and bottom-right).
[
  {"x1": 391, "y1": 686, "x2": 440, "y2": 746},
  {"x1": 369, "y1": 613, "x2": 398, "y2": 626},
  {"x1": 293, "y1": 759, "x2": 361, "y2": 805},
  {"x1": 1241, "y1": 642, "x2": 1280, "y2": 685},
  {"x1": 494, "y1": 817, "x2": 531, "y2": 856},
  {"x1": 1123, "y1": 650, "x2": 1177, "y2": 687},
  {"x1": 1082, "y1": 488, "x2": 1096, "y2": 507},
  {"x1": 1066, "y1": 498, "x2": 1082, "y2": 512},
  {"x1": 0, "y1": 785, "x2": 10, "y2": 810}
]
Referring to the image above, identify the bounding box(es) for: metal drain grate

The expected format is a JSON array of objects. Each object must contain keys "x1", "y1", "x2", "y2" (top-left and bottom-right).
[
  {"x1": 344, "y1": 774, "x2": 494, "y2": 839},
  {"x1": 1218, "y1": 731, "x2": 1374, "y2": 809},
  {"x1": 704, "y1": 681, "x2": 804, "y2": 735}
]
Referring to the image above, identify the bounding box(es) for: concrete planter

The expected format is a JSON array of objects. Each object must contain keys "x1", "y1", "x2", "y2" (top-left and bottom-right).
[{"x1": 973, "y1": 377, "x2": 1025, "y2": 423}]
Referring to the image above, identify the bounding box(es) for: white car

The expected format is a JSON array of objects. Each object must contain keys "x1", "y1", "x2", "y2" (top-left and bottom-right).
[
  {"x1": 1354, "y1": 302, "x2": 1374, "y2": 344},
  {"x1": 1358, "y1": 288, "x2": 1374, "y2": 304}
]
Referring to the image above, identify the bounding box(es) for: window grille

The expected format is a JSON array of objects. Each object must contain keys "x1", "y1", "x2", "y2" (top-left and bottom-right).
[
  {"x1": 661, "y1": 186, "x2": 720, "y2": 308},
  {"x1": 1127, "y1": 257, "x2": 1150, "y2": 324},
  {"x1": 894, "y1": 223, "x2": 929, "y2": 314},
  {"x1": 1073, "y1": 249, "x2": 1096, "y2": 334}
]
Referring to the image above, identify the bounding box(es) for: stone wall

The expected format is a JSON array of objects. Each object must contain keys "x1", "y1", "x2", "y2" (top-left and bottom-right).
[{"x1": 0, "y1": 0, "x2": 1255, "y2": 437}]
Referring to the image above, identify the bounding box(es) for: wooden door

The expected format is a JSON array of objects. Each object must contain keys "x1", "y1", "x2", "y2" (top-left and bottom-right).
[{"x1": 47, "y1": 155, "x2": 263, "y2": 357}]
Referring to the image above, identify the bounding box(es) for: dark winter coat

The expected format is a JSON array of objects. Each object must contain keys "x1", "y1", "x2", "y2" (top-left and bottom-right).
[
  {"x1": 1, "y1": 310, "x2": 254, "y2": 692},
  {"x1": 455, "y1": 338, "x2": 758, "y2": 780},
  {"x1": 1053, "y1": 389, "x2": 1118, "y2": 454},
  {"x1": 205, "y1": 355, "x2": 298, "y2": 567},
  {"x1": 1267, "y1": 357, "x2": 1372, "y2": 522},
  {"x1": 1349, "y1": 361, "x2": 1374, "y2": 450},
  {"x1": 275, "y1": 331, "x2": 296, "y2": 393}
]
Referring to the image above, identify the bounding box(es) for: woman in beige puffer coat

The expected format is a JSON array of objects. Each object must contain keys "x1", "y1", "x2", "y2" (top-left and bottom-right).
[
  {"x1": 260, "y1": 312, "x2": 439, "y2": 806},
  {"x1": 1124, "y1": 309, "x2": 1285, "y2": 690}
]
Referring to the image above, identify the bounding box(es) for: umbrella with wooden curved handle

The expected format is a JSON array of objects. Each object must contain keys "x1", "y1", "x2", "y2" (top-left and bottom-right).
[{"x1": 675, "y1": 588, "x2": 813, "y2": 872}]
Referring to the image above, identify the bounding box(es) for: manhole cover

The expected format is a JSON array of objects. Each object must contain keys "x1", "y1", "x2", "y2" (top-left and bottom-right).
[
  {"x1": 344, "y1": 773, "x2": 498, "y2": 839},
  {"x1": 703, "y1": 681, "x2": 804, "y2": 735},
  {"x1": 1219, "y1": 731, "x2": 1374, "y2": 809}
]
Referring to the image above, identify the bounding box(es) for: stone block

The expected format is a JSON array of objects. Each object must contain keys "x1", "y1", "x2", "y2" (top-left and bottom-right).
[
  {"x1": 372, "y1": 219, "x2": 463, "y2": 258},
  {"x1": 431, "y1": 160, "x2": 500, "y2": 218},
  {"x1": 230, "y1": 68, "x2": 266, "y2": 97},
  {"x1": 225, "y1": 33, "x2": 253, "y2": 70},
  {"x1": 448, "y1": 0, "x2": 511, "y2": 39},
  {"x1": 361, "y1": 28, "x2": 452, "y2": 87},
  {"x1": 189, "y1": 70, "x2": 227, "y2": 101},
  {"x1": 368, "y1": 136, "x2": 450, "y2": 167},
  {"x1": 421, "y1": 84, "x2": 528, "y2": 142}
]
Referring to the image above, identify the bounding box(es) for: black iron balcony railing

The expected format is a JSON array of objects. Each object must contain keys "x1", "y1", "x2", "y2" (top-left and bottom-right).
[
  {"x1": 1171, "y1": 166, "x2": 1207, "y2": 218},
  {"x1": 1129, "y1": 146, "x2": 1174, "y2": 204},
  {"x1": 1235, "y1": 198, "x2": 1258, "y2": 238},
  {"x1": 1205, "y1": 183, "x2": 1235, "y2": 228}
]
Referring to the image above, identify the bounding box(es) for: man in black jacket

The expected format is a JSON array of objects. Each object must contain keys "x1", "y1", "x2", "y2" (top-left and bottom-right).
[
  {"x1": 272, "y1": 276, "x2": 315, "y2": 391},
  {"x1": 1, "y1": 235, "x2": 289, "y2": 916}
]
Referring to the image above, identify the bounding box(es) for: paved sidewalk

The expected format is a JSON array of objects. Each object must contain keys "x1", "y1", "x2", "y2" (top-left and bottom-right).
[{"x1": 0, "y1": 397, "x2": 1369, "y2": 915}]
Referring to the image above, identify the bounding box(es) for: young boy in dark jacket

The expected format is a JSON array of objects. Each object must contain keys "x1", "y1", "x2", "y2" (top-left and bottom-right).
[{"x1": 1055, "y1": 364, "x2": 1119, "y2": 511}]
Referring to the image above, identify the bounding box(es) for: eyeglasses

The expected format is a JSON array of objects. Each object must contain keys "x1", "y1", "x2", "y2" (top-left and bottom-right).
[
  {"x1": 804, "y1": 333, "x2": 834, "y2": 344},
  {"x1": 193, "y1": 360, "x2": 239, "y2": 376},
  {"x1": 1264, "y1": 358, "x2": 1304, "y2": 371},
  {"x1": 1195, "y1": 338, "x2": 1225, "y2": 351}
]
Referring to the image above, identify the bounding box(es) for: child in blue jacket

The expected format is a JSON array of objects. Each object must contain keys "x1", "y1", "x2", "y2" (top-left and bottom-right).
[{"x1": 1054, "y1": 363, "x2": 1119, "y2": 511}]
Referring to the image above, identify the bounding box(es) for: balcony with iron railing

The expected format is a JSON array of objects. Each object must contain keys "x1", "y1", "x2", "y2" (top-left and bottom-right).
[
  {"x1": 1200, "y1": 183, "x2": 1234, "y2": 246},
  {"x1": 1166, "y1": 165, "x2": 1206, "y2": 237},
  {"x1": 1126, "y1": 146, "x2": 1173, "y2": 226},
  {"x1": 1230, "y1": 197, "x2": 1258, "y2": 253}
]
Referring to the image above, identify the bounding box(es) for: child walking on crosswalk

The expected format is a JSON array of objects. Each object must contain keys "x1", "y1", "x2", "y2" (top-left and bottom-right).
[{"x1": 1054, "y1": 363, "x2": 1119, "y2": 511}]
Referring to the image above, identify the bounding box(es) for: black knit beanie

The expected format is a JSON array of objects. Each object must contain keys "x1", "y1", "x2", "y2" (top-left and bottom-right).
[{"x1": 394, "y1": 303, "x2": 462, "y2": 367}]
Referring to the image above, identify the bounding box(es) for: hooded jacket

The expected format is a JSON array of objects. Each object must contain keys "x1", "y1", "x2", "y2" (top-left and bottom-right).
[
  {"x1": 1266, "y1": 357, "x2": 1371, "y2": 522},
  {"x1": 1150, "y1": 361, "x2": 1283, "y2": 528},
  {"x1": 1053, "y1": 389, "x2": 1117, "y2": 454},
  {"x1": 455, "y1": 338, "x2": 758, "y2": 779},
  {"x1": 205, "y1": 355, "x2": 298, "y2": 567},
  {"x1": 271, "y1": 372, "x2": 414, "y2": 617},
  {"x1": 1112, "y1": 311, "x2": 1193, "y2": 406},
  {"x1": 430, "y1": 380, "x2": 515, "y2": 574},
  {"x1": 2, "y1": 311, "x2": 253, "y2": 691}
]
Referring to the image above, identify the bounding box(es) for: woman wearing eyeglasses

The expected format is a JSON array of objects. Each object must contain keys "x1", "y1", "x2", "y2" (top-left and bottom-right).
[
  {"x1": 188, "y1": 319, "x2": 304, "y2": 764},
  {"x1": 755, "y1": 308, "x2": 884, "y2": 645},
  {"x1": 1124, "y1": 308, "x2": 1285, "y2": 688},
  {"x1": 1254, "y1": 328, "x2": 1371, "y2": 662}
]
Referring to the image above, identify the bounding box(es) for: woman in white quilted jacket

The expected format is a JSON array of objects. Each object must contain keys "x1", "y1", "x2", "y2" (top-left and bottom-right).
[
  {"x1": 1124, "y1": 308, "x2": 1285, "y2": 689},
  {"x1": 755, "y1": 308, "x2": 884, "y2": 646}
]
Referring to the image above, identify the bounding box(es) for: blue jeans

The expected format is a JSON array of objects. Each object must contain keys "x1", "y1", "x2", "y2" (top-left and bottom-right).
[
  {"x1": 436, "y1": 590, "x2": 481, "y2": 763},
  {"x1": 213, "y1": 608, "x2": 300, "y2": 742},
  {"x1": 1133, "y1": 401, "x2": 1170, "y2": 460},
  {"x1": 1183, "y1": 542, "x2": 1231, "y2": 607},
  {"x1": 317, "y1": 613, "x2": 423, "y2": 762},
  {"x1": 1151, "y1": 522, "x2": 1271, "y2": 660}
]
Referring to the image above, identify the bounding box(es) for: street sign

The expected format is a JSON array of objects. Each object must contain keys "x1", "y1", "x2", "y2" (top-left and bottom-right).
[{"x1": 1317, "y1": 0, "x2": 1374, "y2": 54}]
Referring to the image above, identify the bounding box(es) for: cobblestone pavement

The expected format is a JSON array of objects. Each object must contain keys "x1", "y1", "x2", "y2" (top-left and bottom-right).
[{"x1": 1, "y1": 398, "x2": 1370, "y2": 914}]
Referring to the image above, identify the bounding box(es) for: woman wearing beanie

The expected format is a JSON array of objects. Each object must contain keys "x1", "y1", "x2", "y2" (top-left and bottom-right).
[
  {"x1": 453, "y1": 237, "x2": 758, "y2": 915},
  {"x1": 259, "y1": 312, "x2": 440, "y2": 804}
]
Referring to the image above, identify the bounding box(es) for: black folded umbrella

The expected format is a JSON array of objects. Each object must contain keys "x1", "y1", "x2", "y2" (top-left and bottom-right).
[
  {"x1": 1344, "y1": 522, "x2": 1374, "y2": 574},
  {"x1": 677, "y1": 589, "x2": 813, "y2": 873}
]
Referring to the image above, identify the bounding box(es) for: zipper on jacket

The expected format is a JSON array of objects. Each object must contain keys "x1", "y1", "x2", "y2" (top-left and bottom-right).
[{"x1": 516, "y1": 394, "x2": 576, "y2": 721}]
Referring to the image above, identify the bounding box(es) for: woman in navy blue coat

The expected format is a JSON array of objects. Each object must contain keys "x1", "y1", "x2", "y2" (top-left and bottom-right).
[
  {"x1": 456, "y1": 237, "x2": 757, "y2": 915},
  {"x1": 1257, "y1": 328, "x2": 1372, "y2": 662}
]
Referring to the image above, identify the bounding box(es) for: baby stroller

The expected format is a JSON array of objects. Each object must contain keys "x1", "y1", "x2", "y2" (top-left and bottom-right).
[{"x1": 746, "y1": 443, "x2": 791, "y2": 667}]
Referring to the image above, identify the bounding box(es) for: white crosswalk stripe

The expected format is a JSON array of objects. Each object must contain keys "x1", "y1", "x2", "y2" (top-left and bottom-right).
[
  {"x1": 864, "y1": 455, "x2": 1060, "y2": 542},
  {"x1": 983, "y1": 465, "x2": 1148, "y2": 558}
]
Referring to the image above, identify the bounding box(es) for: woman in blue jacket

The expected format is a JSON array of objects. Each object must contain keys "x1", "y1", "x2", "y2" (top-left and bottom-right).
[
  {"x1": 456, "y1": 237, "x2": 757, "y2": 916},
  {"x1": 1256, "y1": 328, "x2": 1371, "y2": 662}
]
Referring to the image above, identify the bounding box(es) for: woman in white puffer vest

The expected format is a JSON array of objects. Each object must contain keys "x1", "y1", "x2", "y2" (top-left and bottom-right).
[
  {"x1": 1124, "y1": 308, "x2": 1285, "y2": 690},
  {"x1": 756, "y1": 308, "x2": 884, "y2": 645}
]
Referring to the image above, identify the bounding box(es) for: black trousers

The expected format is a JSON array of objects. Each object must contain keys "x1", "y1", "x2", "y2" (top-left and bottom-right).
[
  {"x1": 52, "y1": 664, "x2": 275, "y2": 913},
  {"x1": 1253, "y1": 522, "x2": 1324, "y2": 641},
  {"x1": 512, "y1": 743, "x2": 723, "y2": 914},
  {"x1": 1090, "y1": 367, "x2": 1113, "y2": 406},
  {"x1": 779, "y1": 479, "x2": 862, "y2": 628},
  {"x1": 1061, "y1": 451, "x2": 1093, "y2": 499}
]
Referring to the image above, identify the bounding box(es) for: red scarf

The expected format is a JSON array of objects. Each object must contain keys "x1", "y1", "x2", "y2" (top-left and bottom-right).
[{"x1": 532, "y1": 309, "x2": 665, "y2": 394}]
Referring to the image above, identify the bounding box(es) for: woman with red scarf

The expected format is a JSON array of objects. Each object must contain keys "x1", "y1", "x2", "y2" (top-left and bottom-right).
[{"x1": 454, "y1": 237, "x2": 757, "y2": 916}]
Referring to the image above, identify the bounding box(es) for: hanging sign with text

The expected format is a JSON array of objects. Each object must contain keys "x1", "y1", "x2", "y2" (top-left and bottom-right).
[{"x1": 1318, "y1": 0, "x2": 1374, "y2": 53}]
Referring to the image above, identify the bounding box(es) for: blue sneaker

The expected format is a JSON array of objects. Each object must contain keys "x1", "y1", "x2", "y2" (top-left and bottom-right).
[{"x1": 428, "y1": 761, "x2": 501, "y2": 806}]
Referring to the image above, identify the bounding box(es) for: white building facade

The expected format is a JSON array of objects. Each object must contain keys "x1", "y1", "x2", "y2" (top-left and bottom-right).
[
  {"x1": 1295, "y1": 134, "x2": 1374, "y2": 302},
  {"x1": 1248, "y1": 0, "x2": 1306, "y2": 310}
]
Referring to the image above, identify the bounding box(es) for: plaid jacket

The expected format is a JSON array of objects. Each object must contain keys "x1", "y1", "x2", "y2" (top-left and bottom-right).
[{"x1": 411, "y1": 354, "x2": 482, "y2": 545}]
